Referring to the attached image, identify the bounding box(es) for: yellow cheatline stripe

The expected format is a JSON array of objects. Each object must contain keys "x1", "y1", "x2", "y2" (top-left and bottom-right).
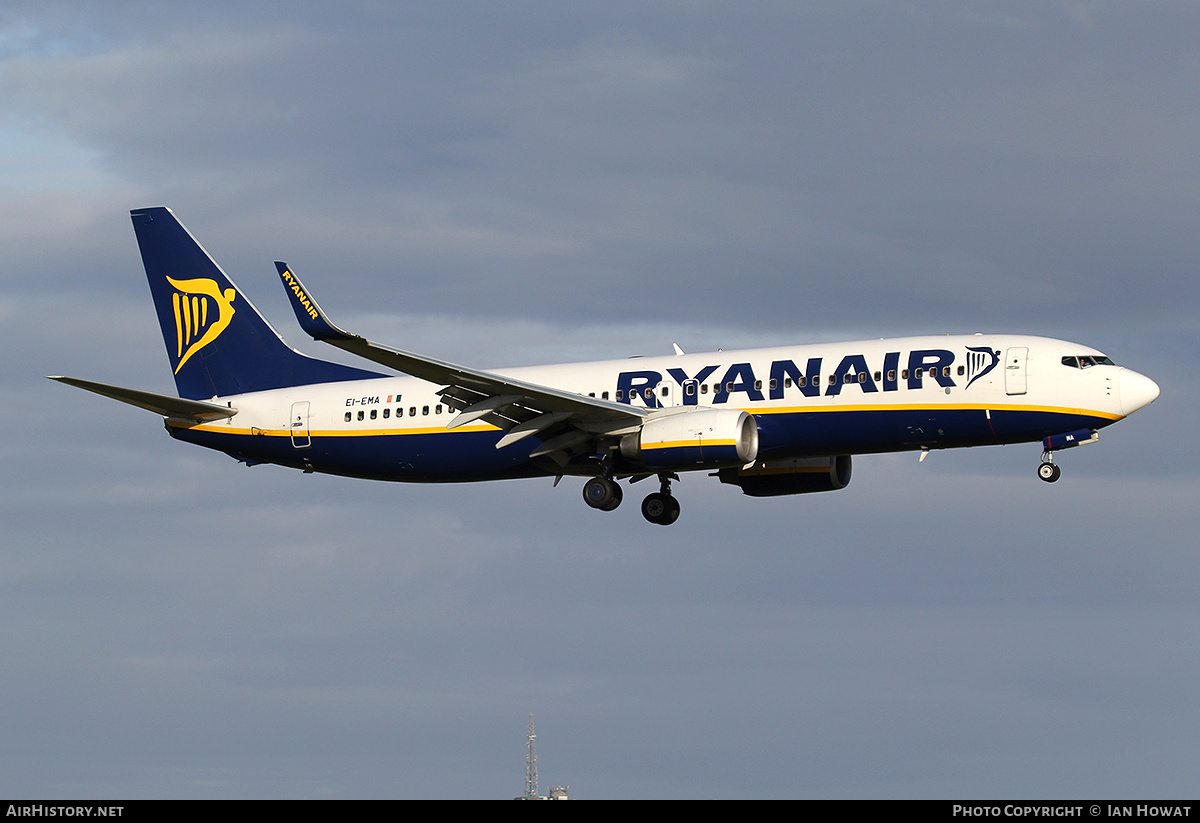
[
  {"x1": 747, "y1": 402, "x2": 1122, "y2": 421},
  {"x1": 643, "y1": 439, "x2": 738, "y2": 451},
  {"x1": 168, "y1": 421, "x2": 502, "y2": 437},
  {"x1": 315, "y1": 423, "x2": 500, "y2": 437},
  {"x1": 170, "y1": 403, "x2": 1119, "y2": 436}
]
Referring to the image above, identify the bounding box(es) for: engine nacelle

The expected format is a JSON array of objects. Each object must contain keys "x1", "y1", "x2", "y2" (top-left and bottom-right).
[
  {"x1": 718, "y1": 455, "x2": 852, "y2": 497},
  {"x1": 621, "y1": 409, "x2": 759, "y2": 471}
]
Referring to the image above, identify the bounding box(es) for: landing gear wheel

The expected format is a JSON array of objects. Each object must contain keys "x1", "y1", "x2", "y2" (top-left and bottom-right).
[
  {"x1": 661, "y1": 496, "x2": 680, "y2": 525},
  {"x1": 583, "y1": 477, "x2": 623, "y2": 511},
  {"x1": 1038, "y1": 462, "x2": 1061, "y2": 483},
  {"x1": 641, "y1": 492, "x2": 666, "y2": 522},
  {"x1": 641, "y1": 492, "x2": 681, "y2": 525}
]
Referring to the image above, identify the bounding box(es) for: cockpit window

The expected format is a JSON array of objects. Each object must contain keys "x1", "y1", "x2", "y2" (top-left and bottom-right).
[{"x1": 1062, "y1": 354, "x2": 1116, "y2": 369}]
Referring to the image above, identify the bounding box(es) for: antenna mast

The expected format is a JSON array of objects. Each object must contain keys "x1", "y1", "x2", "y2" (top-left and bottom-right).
[{"x1": 524, "y1": 713, "x2": 539, "y2": 799}]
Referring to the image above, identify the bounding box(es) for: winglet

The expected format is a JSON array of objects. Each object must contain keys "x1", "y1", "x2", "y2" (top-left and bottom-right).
[{"x1": 275, "y1": 262, "x2": 356, "y2": 342}]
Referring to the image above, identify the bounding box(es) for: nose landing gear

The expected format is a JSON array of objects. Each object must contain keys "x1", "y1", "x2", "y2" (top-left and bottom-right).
[
  {"x1": 1037, "y1": 456, "x2": 1061, "y2": 483},
  {"x1": 1037, "y1": 429, "x2": 1098, "y2": 483}
]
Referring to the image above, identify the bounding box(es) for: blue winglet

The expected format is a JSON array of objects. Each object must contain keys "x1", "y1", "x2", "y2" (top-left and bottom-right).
[{"x1": 275, "y1": 261, "x2": 355, "y2": 341}]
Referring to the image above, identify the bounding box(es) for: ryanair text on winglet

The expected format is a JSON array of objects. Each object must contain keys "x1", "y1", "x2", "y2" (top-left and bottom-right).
[{"x1": 280, "y1": 268, "x2": 320, "y2": 320}]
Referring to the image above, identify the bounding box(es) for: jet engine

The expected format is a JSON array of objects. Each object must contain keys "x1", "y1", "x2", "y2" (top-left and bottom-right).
[
  {"x1": 718, "y1": 455, "x2": 852, "y2": 497},
  {"x1": 620, "y1": 409, "x2": 759, "y2": 471}
]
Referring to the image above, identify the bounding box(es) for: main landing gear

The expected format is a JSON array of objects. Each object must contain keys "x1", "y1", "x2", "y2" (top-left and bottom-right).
[
  {"x1": 581, "y1": 473, "x2": 681, "y2": 525},
  {"x1": 582, "y1": 476, "x2": 622, "y2": 511},
  {"x1": 641, "y1": 475, "x2": 681, "y2": 526}
]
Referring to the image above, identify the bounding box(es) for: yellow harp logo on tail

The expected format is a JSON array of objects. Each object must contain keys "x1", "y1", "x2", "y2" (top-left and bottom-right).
[{"x1": 167, "y1": 276, "x2": 237, "y2": 374}]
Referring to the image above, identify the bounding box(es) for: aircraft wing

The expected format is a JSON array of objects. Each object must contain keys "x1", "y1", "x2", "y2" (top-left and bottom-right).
[
  {"x1": 275, "y1": 263, "x2": 647, "y2": 464},
  {"x1": 48, "y1": 376, "x2": 237, "y2": 422}
]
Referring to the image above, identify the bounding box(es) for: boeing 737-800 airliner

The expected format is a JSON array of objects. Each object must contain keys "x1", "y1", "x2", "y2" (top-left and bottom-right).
[{"x1": 50, "y1": 207, "x2": 1160, "y2": 525}]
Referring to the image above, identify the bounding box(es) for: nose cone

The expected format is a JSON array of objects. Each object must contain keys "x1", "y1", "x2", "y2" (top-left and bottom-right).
[{"x1": 1119, "y1": 369, "x2": 1160, "y2": 416}]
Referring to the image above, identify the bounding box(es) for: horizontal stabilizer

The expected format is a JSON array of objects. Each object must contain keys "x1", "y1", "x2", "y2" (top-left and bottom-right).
[{"x1": 48, "y1": 376, "x2": 237, "y2": 422}]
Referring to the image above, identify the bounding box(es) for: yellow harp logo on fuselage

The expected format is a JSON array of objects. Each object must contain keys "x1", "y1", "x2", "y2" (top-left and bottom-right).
[{"x1": 167, "y1": 276, "x2": 237, "y2": 374}]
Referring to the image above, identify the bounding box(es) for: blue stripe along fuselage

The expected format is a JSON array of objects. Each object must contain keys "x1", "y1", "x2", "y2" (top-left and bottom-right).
[
  {"x1": 169, "y1": 405, "x2": 1116, "y2": 482},
  {"x1": 751, "y1": 407, "x2": 1113, "y2": 459}
]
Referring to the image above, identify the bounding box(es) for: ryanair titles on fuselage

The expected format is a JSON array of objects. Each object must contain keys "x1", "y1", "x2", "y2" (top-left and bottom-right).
[
  {"x1": 614, "y1": 346, "x2": 1001, "y2": 408},
  {"x1": 334, "y1": 346, "x2": 1002, "y2": 412}
]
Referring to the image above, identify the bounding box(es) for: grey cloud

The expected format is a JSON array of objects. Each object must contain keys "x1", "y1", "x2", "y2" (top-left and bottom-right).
[{"x1": 0, "y1": 1, "x2": 1195, "y2": 799}]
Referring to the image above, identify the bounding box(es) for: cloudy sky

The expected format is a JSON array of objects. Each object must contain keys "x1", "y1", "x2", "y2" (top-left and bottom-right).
[{"x1": 1, "y1": 1, "x2": 1196, "y2": 799}]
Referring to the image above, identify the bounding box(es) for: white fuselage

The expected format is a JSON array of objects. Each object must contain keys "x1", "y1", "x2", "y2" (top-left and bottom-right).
[{"x1": 168, "y1": 334, "x2": 1156, "y2": 482}]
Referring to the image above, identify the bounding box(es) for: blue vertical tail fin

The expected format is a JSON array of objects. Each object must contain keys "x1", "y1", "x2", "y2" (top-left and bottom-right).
[{"x1": 131, "y1": 207, "x2": 381, "y2": 399}]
